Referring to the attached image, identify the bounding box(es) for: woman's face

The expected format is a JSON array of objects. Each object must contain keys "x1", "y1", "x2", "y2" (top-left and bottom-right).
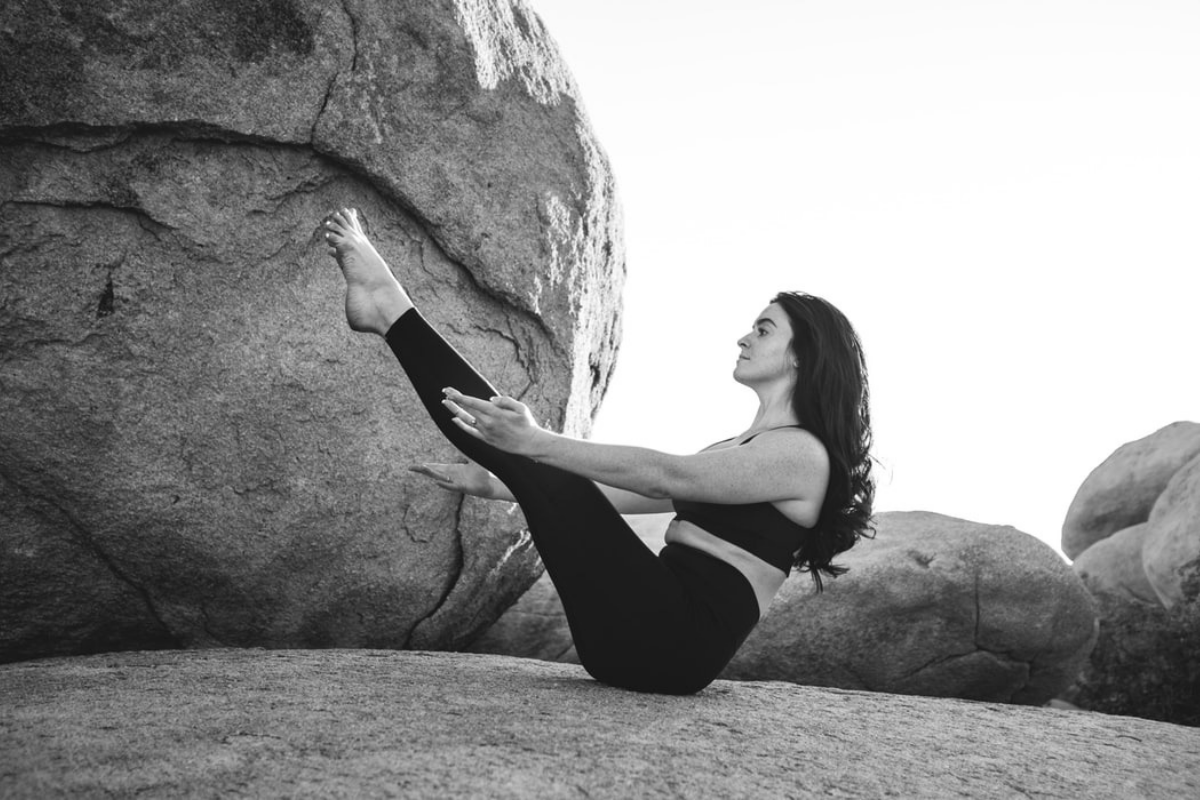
[{"x1": 733, "y1": 303, "x2": 797, "y2": 386}]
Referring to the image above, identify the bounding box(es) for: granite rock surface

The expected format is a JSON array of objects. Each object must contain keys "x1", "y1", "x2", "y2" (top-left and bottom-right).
[
  {"x1": 0, "y1": 0, "x2": 622, "y2": 662},
  {"x1": 2, "y1": 649, "x2": 1196, "y2": 799}
]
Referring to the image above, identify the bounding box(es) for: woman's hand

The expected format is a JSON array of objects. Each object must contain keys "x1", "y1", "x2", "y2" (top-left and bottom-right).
[
  {"x1": 409, "y1": 461, "x2": 503, "y2": 499},
  {"x1": 440, "y1": 388, "x2": 545, "y2": 457}
]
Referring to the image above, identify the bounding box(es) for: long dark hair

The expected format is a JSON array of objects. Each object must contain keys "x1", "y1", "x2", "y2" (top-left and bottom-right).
[{"x1": 773, "y1": 291, "x2": 875, "y2": 590}]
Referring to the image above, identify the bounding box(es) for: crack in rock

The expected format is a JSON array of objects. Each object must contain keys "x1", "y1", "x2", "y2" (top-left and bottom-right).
[
  {"x1": 402, "y1": 494, "x2": 468, "y2": 649},
  {"x1": 0, "y1": 465, "x2": 177, "y2": 645}
]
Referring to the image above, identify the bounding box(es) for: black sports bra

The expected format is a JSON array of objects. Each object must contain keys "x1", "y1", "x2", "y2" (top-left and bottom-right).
[{"x1": 671, "y1": 426, "x2": 811, "y2": 574}]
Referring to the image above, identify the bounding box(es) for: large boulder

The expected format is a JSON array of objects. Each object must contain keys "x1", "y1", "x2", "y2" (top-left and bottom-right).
[
  {"x1": 723, "y1": 512, "x2": 1097, "y2": 704},
  {"x1": 1071, "y1": 522, "x2": 1161, "y2": 605},
  {"x1": 1062, "y1": 421, "x2": 1200, "y2": 559},
  {"x1": 0, "y1": 0, "x2": 623, "y2": 662},
  {"x1": 3, "y1": 650, "x2": 1198, "y2": 799},
  {"x1": 1143, "y1": 452, "x2": 1200, "y2": 608}
]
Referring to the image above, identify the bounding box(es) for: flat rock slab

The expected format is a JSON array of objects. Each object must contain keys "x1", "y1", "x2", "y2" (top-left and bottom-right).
[{"x1": 2, "y1": 651, "x2": 1197, "y2": 799}]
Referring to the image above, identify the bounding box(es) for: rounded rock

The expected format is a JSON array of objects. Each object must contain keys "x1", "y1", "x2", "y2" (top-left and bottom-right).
[
  {"x1": 1072, "y1": 522, "x2": 1161, "y2": 605},
  {"x1": 723, "y1": 511, "x2": 1098, "y2": 704},
  {"x1": 1142, "y1": 453, "x2": 1200, "y2": 608},
  {"x1": 1062, "y1": 421, "x2": 1200, "y2": 559}
]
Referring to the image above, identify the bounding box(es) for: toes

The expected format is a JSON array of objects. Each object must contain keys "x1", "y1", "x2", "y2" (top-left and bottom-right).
[
  {"x1": 342, "y1": 208, "x2": 365, "y2": 233},
  {"x1": 322, "y1": 214, "x2": 346, "y2": 242},
  {"x1": 323, "y1": 208, "x2": 362, "y2": 231},
  {"x1": 318, "y1": 208, "x2": 364, "y2": 243}
]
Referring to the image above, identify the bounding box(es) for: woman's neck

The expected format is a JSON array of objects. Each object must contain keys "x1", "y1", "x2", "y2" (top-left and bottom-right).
[{"x1": 748, "y1": 387, "x2": 799, "y2": 433}]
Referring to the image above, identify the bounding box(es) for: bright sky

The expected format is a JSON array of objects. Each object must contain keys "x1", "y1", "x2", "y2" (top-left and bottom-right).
[{"x1": 530, "y1": 0, "x2": 1199, "y2": 558}]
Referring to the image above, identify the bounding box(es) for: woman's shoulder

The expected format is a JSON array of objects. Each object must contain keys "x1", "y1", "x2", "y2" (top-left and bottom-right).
[
  {"x1": 703, "y1": 425, "x2": 827, "y2": 461},
  {"x1": 742, "y1": 424, "x2": 820, "y2": 445},
  {"x1": 745, "y1": 426, "x2": 830, "y2": 467},
  {"x1": 697, "y1": 435, "x2": 737, "y2": 453}
]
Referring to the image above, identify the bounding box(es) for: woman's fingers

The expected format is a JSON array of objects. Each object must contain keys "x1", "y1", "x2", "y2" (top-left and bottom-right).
[
  {"x1": 451, "y1": 416, "x2": 486, "y2": 439},
  {"x1": 491, "y1": 395, "x2": 524, "y2": 412},
  {"x1": 409, "y1": 465, "x2": 450, "y2": 483},
  {"x1": 410, "y1": 462, "x2": 495, "y2": 498},
  {"x1": 440, "y1": 388, "x2": 532, "y2": 451},
  {"x1": 440, "y1": 395, "x2": 478, "y2": 427},
  {"x1": 442, "y1": 389, "x2": 522, "y2": 418},
  {"x1": 442, "y1": 388, "x2": 492, "y2": 411},
  {"x1": 440, "y1": 391, "x2": 488, "y2": 435},
  {"x1": 410, "y1": 463, "x2": 475, "y2": 491},
  {"x1": 442, "y1": 388, "x2": 510, "y2": 428}
]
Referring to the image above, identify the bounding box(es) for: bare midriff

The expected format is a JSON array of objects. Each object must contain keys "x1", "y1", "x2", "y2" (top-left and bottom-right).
[{"x1": 664, "y1": 518, "x2": 787, "y2": 619}]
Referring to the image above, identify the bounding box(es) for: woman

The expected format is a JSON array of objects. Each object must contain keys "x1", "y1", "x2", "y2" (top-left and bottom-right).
[{"x1": 321, "y1": 208, "x2": 874, "y2": 694}]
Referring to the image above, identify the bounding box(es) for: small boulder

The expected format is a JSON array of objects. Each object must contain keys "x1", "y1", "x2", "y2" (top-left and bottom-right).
[
  {"x1": 1072, "y1": 523, "x2": 1161, "y2": 605},
  {"x1": 1062, "y1": 422, "x2": 1200, "y2": 559},
  {"x1": 1142, "y1": 453, "x2": 1200, "y2": 608},
  {"x1": 723, "y1": 511, "x2": 1097, "y2": 704}
]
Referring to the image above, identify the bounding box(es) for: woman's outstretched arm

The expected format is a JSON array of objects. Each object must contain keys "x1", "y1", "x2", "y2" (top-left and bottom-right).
[
  {"x1": 440, "y1": 389, "x2": 828, "y2": 507},
  {"x1": 410, "y1": 461, "x2": 674, "y2": 514}
]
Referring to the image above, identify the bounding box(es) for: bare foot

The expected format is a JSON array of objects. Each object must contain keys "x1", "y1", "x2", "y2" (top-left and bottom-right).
[{"x1": 321, "y1": 208, "x2": 413, "y2": 336}]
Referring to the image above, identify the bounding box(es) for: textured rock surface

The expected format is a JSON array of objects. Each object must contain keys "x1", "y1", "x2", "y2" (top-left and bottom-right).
[
  {"x1": 3, "y1": 650, "x2": 1196, "y2": 799},
  {"x1": 467, "y1": 513, "x2": 669, "y2": 662},
  {"x1": 0, "y1": 0, "x2": 622, "y2": 662},
  {"x1": 1062, "y1": 421, "x2": 1200, "y2": 559},
  {"x1": 724, "y1": 512, "x2": 1096, "y2": 704},
  {"x1": 471, "y1": 512, "x2": 1097, "y2": 704},
  {"x1": 1067, "y1": 591, "x2": 1200, "y2": 726},
  {"x1": 467, "y1": 568, "x2": 579, "y2": 662},
  {"x1": 1072, "y1": 522, "x2": 1161, "y2": 604},
  {"x1": 1143, "y1": 453, "x2": 1200, "y2": 608}
]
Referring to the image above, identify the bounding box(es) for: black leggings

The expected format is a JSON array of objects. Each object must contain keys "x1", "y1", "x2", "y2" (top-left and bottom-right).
[{"x1": 386, "y1": 309, "x2": 760, "y2": 694}]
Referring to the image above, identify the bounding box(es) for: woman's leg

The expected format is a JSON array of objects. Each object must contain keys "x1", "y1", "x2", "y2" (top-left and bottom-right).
[
  {"x1": 385, "y1": 310, "x2": 688, "y2": 685},
  {"x1": 322, "y1": 208, "x2": 752, "y2": 692}
]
